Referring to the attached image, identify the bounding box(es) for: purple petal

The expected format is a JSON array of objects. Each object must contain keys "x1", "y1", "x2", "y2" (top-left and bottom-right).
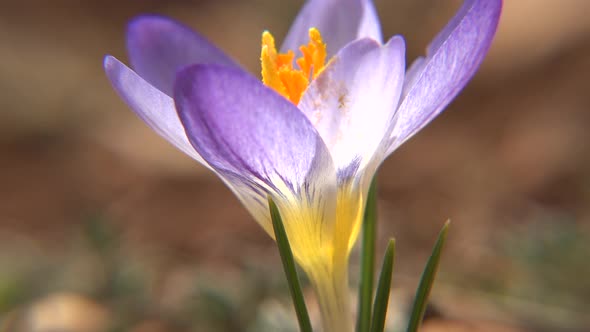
[
  {"x1": 127, "y1": 15, "x2": 238, "y2": 96},
  {"x1": 103, "y1": 55, "x2": 208, "y2": 166},
  {"x1": 174, "y1": 64, "x2": 339, "y2": 258},
  {"x1": 174, "y1": 64, "x2": 336, "y2": 197},
  {"x1": 299, "y1": 37, "x2": 405, "y2": 177},
  {"x1": 281, "y1": 0, "x2": 382, "y2": 58},
  {"x1": 388, "y1": 0, "x2": 502, "y2": 153}
]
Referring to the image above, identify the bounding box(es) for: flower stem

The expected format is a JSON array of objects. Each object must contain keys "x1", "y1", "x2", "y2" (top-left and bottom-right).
[{"x1": 310, "y1": 263, "x2": 353, "y2": 332}]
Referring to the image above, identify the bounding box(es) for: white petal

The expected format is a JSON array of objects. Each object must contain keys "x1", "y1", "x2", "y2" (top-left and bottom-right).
[
  {"x1": 299, "y1": 37, "x2": 406, "y2": 177},
  {"x1": 281, "y1": 0, "x2": 382, "y2": 58}
]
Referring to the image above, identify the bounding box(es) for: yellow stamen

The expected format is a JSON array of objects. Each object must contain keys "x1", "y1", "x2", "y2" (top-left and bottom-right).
[{"x1": 261, "y1": 28, "x2": 327, "y2": 105}]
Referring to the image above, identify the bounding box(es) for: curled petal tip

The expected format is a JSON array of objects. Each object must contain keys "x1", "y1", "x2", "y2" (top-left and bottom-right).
[{"x1": 103, "y1": 54, "x2": 117, "y2": 71}]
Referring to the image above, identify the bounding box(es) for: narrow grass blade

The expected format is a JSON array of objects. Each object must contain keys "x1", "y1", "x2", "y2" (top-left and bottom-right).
[
  {"x1": 268, "y1": 197, "x2": 313, "y2": 332},
  {"x1": 357, "y1": 178, "x2": 378, "y2": 332},
  {"x1": 406, "y1": 220, "x2": 450, "y2": 332},
  {"x1": 370, "y1": 239, "x2": 395, "y2": 332}
]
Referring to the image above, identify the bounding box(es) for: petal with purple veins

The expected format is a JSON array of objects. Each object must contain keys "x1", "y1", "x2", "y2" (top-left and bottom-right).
[
  {"x1": 387, "y1": 0, "x2": 502, "y2": 154},
  {"x1": 174, "y1": 64, "x2": 338, "y2": 266},
  {"x1": 281, "y1": 0, "x2": 382, "y2": 58},
  {"x1": 127, "y1": 15, "x2": 238, "y2": 96}
]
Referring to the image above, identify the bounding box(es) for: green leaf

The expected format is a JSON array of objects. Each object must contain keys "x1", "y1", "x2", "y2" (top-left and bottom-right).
[
  {"x1": 370, "y1": 239, "x2": 395, "y2": 332},
  {"x1": 357, "y1": 178, "x2": 378, "y2": 332},
  {"x1": 268, "y1": 197, "x2": 313, "y2": 332},
  {"x1": 406, "y1": 220, "x2": 450, "y2": 332}
]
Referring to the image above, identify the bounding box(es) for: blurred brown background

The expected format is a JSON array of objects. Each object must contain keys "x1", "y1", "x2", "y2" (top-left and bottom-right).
[{"x1": 1, "y1": 0, "x2": 589, "y2": 331}]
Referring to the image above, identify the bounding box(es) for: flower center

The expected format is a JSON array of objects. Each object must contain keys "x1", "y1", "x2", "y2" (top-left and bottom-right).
[{"x1": 261, "y1": 28, "x2": 327, "y2": 105}]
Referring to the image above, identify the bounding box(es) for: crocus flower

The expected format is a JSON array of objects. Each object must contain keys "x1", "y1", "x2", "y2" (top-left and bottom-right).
[{"x1": 104, "y1": 0, "x2": 502, "y2": 331}]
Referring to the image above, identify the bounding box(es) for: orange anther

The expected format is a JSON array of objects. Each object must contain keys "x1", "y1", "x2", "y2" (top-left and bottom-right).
[{"x1": 261, "y1": 28, "x2": 327, "y2": 105}]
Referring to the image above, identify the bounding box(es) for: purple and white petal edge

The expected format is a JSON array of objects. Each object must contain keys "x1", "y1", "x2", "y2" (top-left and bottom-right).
[
  {"x1": 388, "y1": 0, "x2": 502, "y2": 154},
  {"x1": 103, "y1": 55, "x2": 208, "y2": 166}
]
